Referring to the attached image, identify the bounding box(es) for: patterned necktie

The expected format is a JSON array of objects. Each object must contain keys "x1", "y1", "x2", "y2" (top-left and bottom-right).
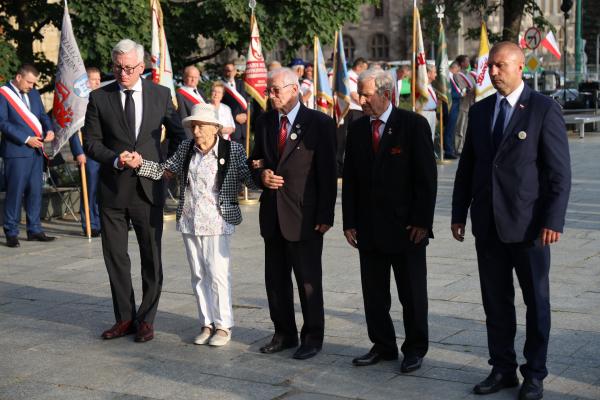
[
  {"x1": 124, "y1": 89, "x2": 136, "y2": 140},
  {"x1": 278, "y1": 115, "x2": 289, "y2": 156},
  {"x1": 492, "y1": 98, "x2": 509, "y2": 151},
  {"x1": 371, "y1": 119, "x2": 383, "y2": 153}
]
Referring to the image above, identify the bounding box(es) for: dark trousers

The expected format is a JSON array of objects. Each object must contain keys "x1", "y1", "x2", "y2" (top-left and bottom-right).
[
  {"x1": 2, "y1": 155, "x2": 43, "y2": 237},
  {"x1": 100, "y1": 183, "x2": 164, "y2": 324},
  {"x1": 79, "y1": 158, "x2": 101, "y2": 232},
  {"x1": 336, "y1": 109, "x2": 363, "y2": 176},
  {"x1": 358, "y1": 246, "x2": 429, "y2": 358},
  {"x1": 475, "y1": 230, "x2": 551, "y2": 380},
  {"x1": 444, "y1": 100, "x2": 460, "y2": 155},
  {"x1": 264, "y1": 225, "x2": 324, "y2": 347}
]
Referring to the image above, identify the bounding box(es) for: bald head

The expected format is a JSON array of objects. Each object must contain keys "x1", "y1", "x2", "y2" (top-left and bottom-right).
[
  {"x1": 488, "y1": 41, "x2": 525, "y2": 96},
  {"x1": 489, "y1": 41, "x2": 525, "y2": 63},
  {"x1": 183, "y1": 65, "x2": 200, "y2": 88}
]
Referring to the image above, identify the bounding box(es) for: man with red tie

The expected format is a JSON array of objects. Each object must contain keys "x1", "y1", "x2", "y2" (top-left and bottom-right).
[
  {"x1": 1, "y1": 64, "x2": 56, "y2": 247},
  {"x1": 249, "y1": 67, "x2": 337, "y2": 360},
  {"x1": 342, "y1": 68, "x2": 437, "y2": 372}
]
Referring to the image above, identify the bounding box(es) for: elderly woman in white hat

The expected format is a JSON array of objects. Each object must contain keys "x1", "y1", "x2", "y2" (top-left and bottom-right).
[{"x1": 135, "y1": 103, "x2": 258, "y2": 347}]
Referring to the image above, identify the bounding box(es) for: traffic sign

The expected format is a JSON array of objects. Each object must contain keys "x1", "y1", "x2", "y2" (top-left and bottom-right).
[
  {"x1": 526, "y1": 55, "x2": 540, "y2": 72},
  {"x1": 524, "y1": 27, "x2": 542, "y2": 50}
]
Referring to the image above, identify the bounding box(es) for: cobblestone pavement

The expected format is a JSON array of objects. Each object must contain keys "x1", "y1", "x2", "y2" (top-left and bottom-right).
[{"x1": 1, "y1": 134, "x2": 599, "y2": 400}]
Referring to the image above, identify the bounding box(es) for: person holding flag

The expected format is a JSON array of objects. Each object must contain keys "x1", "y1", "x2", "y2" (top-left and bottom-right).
[
  {"x1": 1, "y1": 64, "x2": 56, "y2": 248},
  {"x1": 176, "y1": 66, "x2": 205, "y2": 137},
  {"x1": 221, "y1": 63, "x2": 248, "y2": 146},
  {"x1": 419, "y1": 64, "x2": 438, "y2": 143}
]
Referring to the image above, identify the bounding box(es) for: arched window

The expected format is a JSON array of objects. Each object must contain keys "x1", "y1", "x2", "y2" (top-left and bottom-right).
[
  {"x1": 374, "y1": 0, "x2": 384, "y2": 17},
  {"x1": 370, "y1": 34, "x2": 389, "y2": 59},
  {"x1": 343, "y1": 35, "x2": 355, "y2": 62}
]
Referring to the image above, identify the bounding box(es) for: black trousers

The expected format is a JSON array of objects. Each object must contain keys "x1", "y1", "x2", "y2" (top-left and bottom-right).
[
  {"x1": 100, "y1": 183, "x2": 164, "y2": 324},
  {"x1": 264, "y1": 225, "x2": 324, "y2": 347},
  {"x1": 475, "y1": 230, "x2": 551, "y2": 380},
  {"x1": 358, "y1": 246, "x2": 429, "y2": 358},
  {"x1": 336, "y1": 109, "x2": 363, "y2": 176}
]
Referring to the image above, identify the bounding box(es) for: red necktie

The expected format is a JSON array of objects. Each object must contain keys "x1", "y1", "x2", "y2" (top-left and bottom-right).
[
  {"x1": 278, "y1": 115, "x2": 288, "y2": 156},
  {"x1": 371, "y1": 119, "x2": 383, "y2": 153}
]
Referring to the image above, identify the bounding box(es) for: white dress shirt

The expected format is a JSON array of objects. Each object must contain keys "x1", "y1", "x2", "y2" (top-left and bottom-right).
[
  {"x1": 369, "y1": 102, "x2": 393, "y2": 139},
  {"x1": 118, "y1": 79, "x2": 143, "y2": 138},
  {"x1": 492, "y1": 81, "x2": 525, "y2": 131},
  {"x1": 278, "y1": 99, "x2": 302, "y2": 137}
]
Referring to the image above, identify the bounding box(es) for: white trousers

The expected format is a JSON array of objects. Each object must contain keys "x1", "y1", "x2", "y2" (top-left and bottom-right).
[
  {"x1": 182, "y1": 233, "x2": 233, "y2": 329},
  {"x1": 420, "y1": 110, "x2": 437, "y2": 142}
]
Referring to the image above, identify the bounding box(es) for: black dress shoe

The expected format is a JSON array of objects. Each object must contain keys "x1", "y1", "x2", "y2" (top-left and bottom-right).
[
  {"x1": 292, "y1": 345, "x2": 321, "y2": 360},
  {"x1": 444, "y1": 153, "x2": 458, "y2": 160},
  {"x1": 400, "y1": 355, "x2": 423, "y2": 373},
  {"x1": 6, "y1": 236, "x2": 20, "y2": 248},
  {"x1": 352, "y1": 351, "x2": 398, "y2": 366},
  {"x1": 473, "y1": 371, "x2": 519, "y2": 395},
  {"x1": 260, "y1": 337, "x2": 298, "y2": 354},
  {"x1": 26, "y1": 232, "x2": 55, "y2": 242},
  {"x1": 91, "y1": 229, "x2": 101, "y2": 238},
  {"x1": 518, "y1": 378, "x2": 543, "y2": 400}
]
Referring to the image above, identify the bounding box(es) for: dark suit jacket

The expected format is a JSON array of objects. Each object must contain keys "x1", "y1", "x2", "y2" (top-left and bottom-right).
[
  {"x1": 452, "y1": 84, "x2": 571, "y2": 243},
  {"x1": 0, "y1": 85, "x2": 53, "y2": 158},
  {"x1": 342, "y1": 107, "x2": 437, "y2": 253},
  {"x1": 250, "y1": 103, "x2": 337, "y2": 242},
  {"x1": 221, "y1": 78, "x2": 248, "y2": 143},
  {"x1": 83, "y1": 79, "x2": 186, "y2": 208},
  {"x1": 175, "y1": 88, "x2": 201, "y2": 139}
]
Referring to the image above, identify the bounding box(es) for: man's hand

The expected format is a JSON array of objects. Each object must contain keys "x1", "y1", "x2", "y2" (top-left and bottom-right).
[
  {"x1": 261, "y1": 169, "x2": 284, "y2": 189},
  {"x1": 164, "y1": 169, "x2": 175, "y2": 179},
  {"x1": 407, "y1": 225, "x2": 428, "y2": 244},
  {"x1": 540, "y1": 228, "x2": 561, "y2": 246},
  {"x1": 451, "y1": 223, "x2": 465, "y2": 242},
  {"x1": 314, "y1": 224, "x2": 331, "y2": 234},
  {"x1": 235, "y1": 113, "x2": 247, "y2": 124},
  {"x1": 44, "y1": 131, "x2": 55, "y2": 143},
  {"x1": 344, "y1": 228, "x2": 358, "y2": 248},
  {"x1": 125, "y1": 151, "x2": 142, "y2": 169},
  {"x1": 26, "y1": 137, "x2": 44, "y2": 149},
  {"x1": 76, "y1": 154, "x2": 86, "y2": 166}
]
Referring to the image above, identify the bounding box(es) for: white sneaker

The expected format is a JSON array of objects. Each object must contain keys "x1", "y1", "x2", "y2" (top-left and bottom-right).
[
  {"x1": 193, "y1": 327, "x2": 213, "y2": 345},
  {"x1": 208, "y1": 328, "x2": 231, "y2": 347}
]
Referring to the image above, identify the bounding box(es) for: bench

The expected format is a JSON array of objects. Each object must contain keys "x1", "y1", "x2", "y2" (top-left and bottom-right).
[{"x1": 563, "y1": 114, "x2": 600, "y2": 138}]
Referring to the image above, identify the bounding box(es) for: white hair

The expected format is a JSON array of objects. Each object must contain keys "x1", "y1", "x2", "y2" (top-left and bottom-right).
[
  {"x1": 268, "y1": 67, "x2": 299, "y2": 87},
  {"x1": 426, "y1": 63, "x2": 436, "y2": 73},
  {"x1": 112, "y1": 39, "x2": 145, "y2": 64},
  {"x1": 358, "y1": 68, "x2": 394, "y2": 95}
]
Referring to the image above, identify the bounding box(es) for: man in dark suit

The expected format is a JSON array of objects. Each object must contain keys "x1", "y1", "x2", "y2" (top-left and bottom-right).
[
  {"x1": 1, "y1": 63, "x2": 56, "y2": 247},
  {"x1": 69, "y1": 66, "x2": 102, "y2": 237},
  {"x1": 342, "y1": 69, "x2": 437, "y2": 372},
  {"x1": 83, "y1": 39, "x2": 186, "y2": 343},
  {"x1": 452, "y1": 42, "x2": 571, "y2": 400},
  {"x1": 175, "y1": 65, "x2": 204, "y2": 138},
  {"x1": 221, "y1": 62, "x2": 248, "y2": 146},
  {"x1": 250, "y1": 67, "x2": 337, "y2": 360}
]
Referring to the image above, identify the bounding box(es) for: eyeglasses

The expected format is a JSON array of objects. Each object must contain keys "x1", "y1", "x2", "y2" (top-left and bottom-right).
[
  {"x1": 263, "y1": 83, "x2": 294, "y2": 96},
  {"x1": 113, "y1": 63, "x2": 141, "y2": 75}
]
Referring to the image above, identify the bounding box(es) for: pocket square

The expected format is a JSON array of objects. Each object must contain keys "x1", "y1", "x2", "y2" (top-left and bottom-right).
[{"x1": 390, "y1": 147, "x2": 402, "y2": 155}]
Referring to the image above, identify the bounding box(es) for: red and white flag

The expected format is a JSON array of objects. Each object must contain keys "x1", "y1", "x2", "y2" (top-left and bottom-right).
[
  {"x1": 541, "y1": 31, "x2": 561, "y2": 60},
  {"x1": 414, "y1": 3, "x2": 429, "y2": 111},
  {"x1": 243, "y1": 12, "x2": 268, "y2": 110}
]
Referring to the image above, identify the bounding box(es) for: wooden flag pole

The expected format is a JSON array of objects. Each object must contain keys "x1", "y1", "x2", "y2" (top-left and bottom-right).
[
  {"x1": 411, "y1": 1, "x2": 417, "y2": 112},
  {"x1": 78, "y1": 131, "x2": 92, "y2": 240},
  {"x1": 313, "y1": 36, "x2": 318, "y2": 112},
  {"x1": 436, "y1": 103, "x2": 450, "y2": 165}
]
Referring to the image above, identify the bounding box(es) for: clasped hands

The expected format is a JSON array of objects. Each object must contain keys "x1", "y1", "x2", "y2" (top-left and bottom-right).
[
  {"x1": 119, "y1": 151, "x2": 143, "y2": 169},
  {"x1": 26, "y1": 131, "x2": 55, "y2": 149}
]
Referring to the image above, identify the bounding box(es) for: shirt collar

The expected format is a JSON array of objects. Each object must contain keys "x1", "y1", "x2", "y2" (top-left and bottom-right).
[
  {"x1": 279, "y1": 100, "x2": 301, "y2": 127},
  {"x1": 496, "y1": 80, "x2": 524, "y2": 108},
  {"x1": 9, "y1": 81, "x2": 22, "y2": 94},
  {"x1": 118, "y1": 78, "x2": 143, "y2": 93},
  {"x1": 194, "y1": 136, "x2": 220, "y2": 157},
  {"x1": 370, "y1": 102, "x2": 393, "y2": 124}
]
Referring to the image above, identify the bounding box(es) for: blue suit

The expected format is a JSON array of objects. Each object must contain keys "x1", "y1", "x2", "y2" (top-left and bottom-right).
[
  {"x1": 452, "y1": 84, "x2": 571, "y2": 381},
  {"x1": 444, "y1": 75, "x2": 461, "y2": 156},
  {"x1": 69, "y1": 133, "x2": 100, "y2": 232},
  {"x1": 1, "y1": 83, "x2": 53, "y2": 237}
]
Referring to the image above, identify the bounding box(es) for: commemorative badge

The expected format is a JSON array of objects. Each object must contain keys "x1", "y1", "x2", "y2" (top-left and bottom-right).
[
  {"x1": 518, "y1": 131, "x2": 527, "y2": 140},
  {"x1": 290, "y1": 133, "x2": 298, "y2": 140},
  {"x1": 219, "y1": 158, "x2": 225, "y2": 165}
]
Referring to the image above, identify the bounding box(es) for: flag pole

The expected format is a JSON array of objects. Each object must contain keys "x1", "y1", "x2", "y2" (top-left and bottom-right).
[
  {"x1": 78, "y1": 131, "x2": 92, "y2": 240},
  {"x1": 332, "y1": 30, "x2": 339, "y2": 122},
  {"x1": 411, "y1": 0, "x2": 417, "y2": 112},
  {"x1": 313, "y1": 36, "x2": 318, "y2": 112}
]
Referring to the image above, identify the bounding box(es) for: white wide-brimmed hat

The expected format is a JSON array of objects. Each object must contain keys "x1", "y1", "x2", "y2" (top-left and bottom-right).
[{"x1": 182, "y1": 103, "x2": 222, "y2": 129}]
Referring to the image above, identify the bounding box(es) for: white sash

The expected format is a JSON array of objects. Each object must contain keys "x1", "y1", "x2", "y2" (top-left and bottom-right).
[
  {"x1": 177, "y1": 86, "x2": 204, "y2": 104},
  {"x1": 0, "y1": 86, "x2": 43, "y2": 137},
  {"x1": 220, "y1": 80, "x2": 247, "y2": 110}
]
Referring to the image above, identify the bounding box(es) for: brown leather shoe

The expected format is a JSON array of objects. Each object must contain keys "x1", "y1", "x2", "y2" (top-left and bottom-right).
[
  {"x1": 101, "y1": 320, "x2": 135, "y2": 339},
  {"x1": 135, "y1": 321, "x2": 154, "y2": 343}
]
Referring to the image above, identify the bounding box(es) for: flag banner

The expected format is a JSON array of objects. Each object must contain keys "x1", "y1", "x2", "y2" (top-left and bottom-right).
[
  {"x1": 475, "y1": 21, "x2": 496, "y2": 102},
  {"x1": 414, "y1": 6, "x2": 429, "y2": 110},
  {"x1": 51, "y1": 1, "x2": 90, "y2": 155},
  {"x1": 314, "y1": 36, "x2": 333, "y2": 115},
  {"x1": 150, "y1": 0, "x2": 176, "y2": 105},
  {"x1": 541, "y1": 31, "x2": 561, "y2": 60},
  {"x1": 334, "y1": 30, "x2": 351, "y2": 125},
  {"x1": 243, "y1": 13, "x2": 268, "y2": 110},
  {"x1": 433, "y1": 19, "x2": 450, "y2": 107}
]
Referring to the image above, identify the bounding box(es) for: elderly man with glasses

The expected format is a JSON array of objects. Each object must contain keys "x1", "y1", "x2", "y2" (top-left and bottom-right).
[{"x1": 83, "y1": 38, "x2": 186, "y2": 343}]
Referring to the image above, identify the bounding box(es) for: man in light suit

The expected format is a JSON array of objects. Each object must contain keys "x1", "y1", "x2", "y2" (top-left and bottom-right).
[
  {"x1": 342, "y1": 68, "x2": 437, "y2": 372},
  {"x1": 250, "y1": 67, "x2": 337, "y2": 360},
  {"x1": 452, "y1": 42, "x2": 571, "y2": 400},
  {"x1": 1, "y1": 64, "x2": 56, "y2": 248},
  {"x1": 84, "y1": 39, "x2": 186, "y2": 343},
  {"x1": 69, "y1": 66, "x2": 102, "y2": 237}
]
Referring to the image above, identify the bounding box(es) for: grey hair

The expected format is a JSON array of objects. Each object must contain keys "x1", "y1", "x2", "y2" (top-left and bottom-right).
[
  {"x1": 112, "y1": 39, "x2": 145, "y2": 64},
  {"x1": 358, "y1": 68, "x2": 394, "y2": 95},
  {"x1": 426, "y1": 63, "x2": 436, "y2": 73},
  {"x1": 268, "y1": 67, "x2": 299, "y2": 87}
]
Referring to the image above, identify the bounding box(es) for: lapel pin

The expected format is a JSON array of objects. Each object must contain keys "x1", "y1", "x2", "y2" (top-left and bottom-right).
[
  {"x1": 519, "y1": 103, "x2": 525, "y2": 109},
  {"x1": 387, "y1": 128, "x2": 392, "y2": 135},
  {"x1": 518, "y1": 131, "x2": 527, "y2": 140},
  {"x1": 290, "y1": 133, "x2": 298, "y2": 140},
  {"x1": 219, "y1": 158, "x2": 225, "y2": 165},
  {"x1": 295, "y1": 124, "x2": 300, "y2": 129}
]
